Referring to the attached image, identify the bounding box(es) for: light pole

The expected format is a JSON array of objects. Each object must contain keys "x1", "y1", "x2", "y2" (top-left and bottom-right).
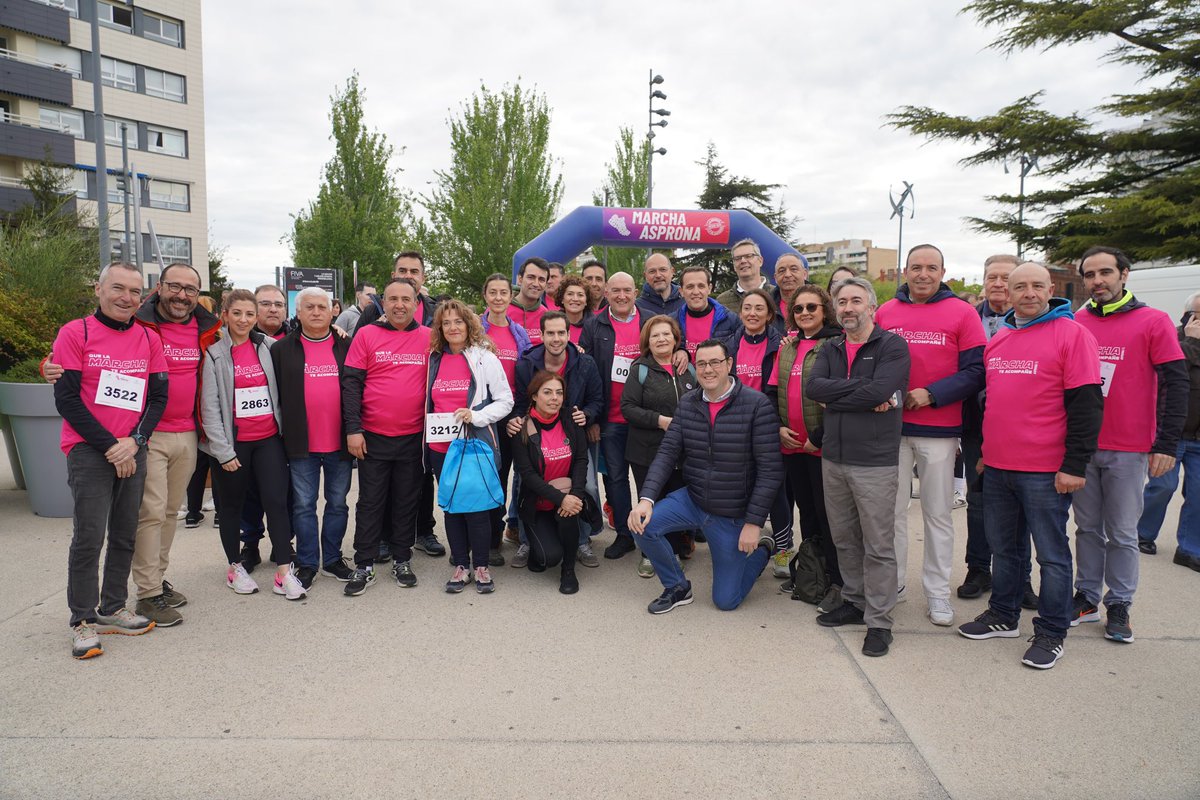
[
  {"x1": 647, "y1": 70, "x2": 669, "y2": 208},
  {"x1": 1005, "y1": 154, "x2": 1038, "y2": 259},
  {"x1": 889, "y1": 181, "x2": 915, "y2": 289}
]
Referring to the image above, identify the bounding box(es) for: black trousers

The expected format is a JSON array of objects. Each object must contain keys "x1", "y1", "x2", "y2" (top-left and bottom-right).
[
  {"x1": 523, "y1": 508, "x2": 579, "y2": 572},
  {"x1": 785, "y1": 452, "x2": 842, "y2": 586},
  {"x1": 211, "y1": 436, "x2": 293, "y2": 566},
  {"x1": 353, "y1": 431, "x2": 423, "y2": 567},
  {"x1": 430, "y1": 450, "x2": 493, "y2": 569},
  {"x1": 491, "y1": 423, "x2": 516, "y2": 546},
  {"x1": 185, "y1": 446, "x2": 216, "y2": 515}
]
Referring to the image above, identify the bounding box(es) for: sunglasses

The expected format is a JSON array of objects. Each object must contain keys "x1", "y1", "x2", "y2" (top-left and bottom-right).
[{"x1": 792, "y1": 303, "x2": 821, "y2": 313}]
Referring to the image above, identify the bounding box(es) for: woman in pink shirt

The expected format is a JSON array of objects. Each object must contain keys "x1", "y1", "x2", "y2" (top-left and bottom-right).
[
  {"x1": 554, "y1": 275, "x2": 595, "y2": 346},
  {"x1": 427, "y1": 300, "x2": 515, "y2": 594},
  {"x1": 199, "y1": 290, "x2": 303, "y2": 601}
]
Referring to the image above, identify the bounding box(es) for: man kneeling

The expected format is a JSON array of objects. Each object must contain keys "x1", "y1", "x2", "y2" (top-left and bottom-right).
[{"x1": 628, "y1": 339, "x2": 783, "y2": 613}]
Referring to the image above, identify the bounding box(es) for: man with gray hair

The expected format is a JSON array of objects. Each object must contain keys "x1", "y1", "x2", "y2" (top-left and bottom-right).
[
  {"x1": 806, "y1": 277, "x2": 911, "y2": 657},
  {"x1": 717, "y1": 239, "x2": 768, "y2": 314}
]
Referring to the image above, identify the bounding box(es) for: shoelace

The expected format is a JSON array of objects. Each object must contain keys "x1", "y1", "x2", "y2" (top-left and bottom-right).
[
  {"x1": 475, "y1": 568, "x2": 492, "y2": 584},
  {"x1": 76, "y1": 623, "x2": 96, "y2": 638},
  {"x1": 452, "y1": 566, "x2": 470, "y2": 583},
  {"x1": 1028, "y1": 633, "x2": 1061, "y2": 651}
]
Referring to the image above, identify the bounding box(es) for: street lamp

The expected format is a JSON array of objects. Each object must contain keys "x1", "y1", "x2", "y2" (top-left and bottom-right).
[
  {"x1": 647, "y1": 70, "x2": 670, "y2": 208},
  {"x1": 1004, "y1": 154, "x2": 1038, "y2": 259}
]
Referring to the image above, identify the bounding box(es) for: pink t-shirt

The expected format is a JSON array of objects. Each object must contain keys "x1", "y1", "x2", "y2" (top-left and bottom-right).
[
  {"x1": 684, "y1": 309, "x2": 714, "y2": 359},
  {"x1": 510, "y1": 303, "x2": 544, "y2": 347},
  {"x1": 607, "y1": 310, "x2": 642, "y2": 423},
  {"x1": 845, "y1": 341, "x2": 864, "y2": 377},
  {"x1": 300, "y1": 335, "x2": 341, "y2": 453},
  {"x1": 429, "y1": 353, "x2": 471, "y2": 454},
  {"x1": 536, "y1": 420, "x2": 572, "y2": 511},
  {"x1": 544, "y1": 295, "x2": 561, "y2": 312},
  {"x1": 1076, "y1": 305, "x2": 1184, "y2": 452},
  {"x1": 736, "y1": 335, "x2": 768, "y2": 392},
  {"x1": 155, "y1": 317, "x2": 200, "y2": 432},
  {"x1": 769, "y1": 338, "x2": 821, "y2": 454},
  {"x1": 876, "y1": 297, "x2": 987, "y2": 429},
  {"x1": 569, "y1": 322, "x2": 584, "y2": 345},
  {"x1": 52, "y1": 316, "x2": 168, "y2": 455},
  {"x1": 344, "y1": 323, "x2": 431, "y2": 436},
  {"x1": 231, "y1": 340, "x2": 277, "y2": 442},
  {"x1": 487, "y1": 323, "x2": 520, "y2": 392},
  {"x1": 983, "y1": 317, "x2": 1101, "y2": 472},
  {"x1": 707, "y1": 397, "x2": 730, "y2": 425}
]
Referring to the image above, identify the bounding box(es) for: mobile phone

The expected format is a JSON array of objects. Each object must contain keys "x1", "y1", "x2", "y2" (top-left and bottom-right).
[{"x1": 1183, "y1": 311, "x2": 1194, "y2": 327}]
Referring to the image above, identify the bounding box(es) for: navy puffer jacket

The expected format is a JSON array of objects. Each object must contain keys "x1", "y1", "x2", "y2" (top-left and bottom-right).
[{"x1": 641, "y1": 378, "x2": 783, "y2": 526}]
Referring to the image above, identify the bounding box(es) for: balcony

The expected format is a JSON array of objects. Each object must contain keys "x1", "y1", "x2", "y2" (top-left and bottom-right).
[
  {"x1": 0, "y1": 49, "x2": 73, "y2": 105},
  {"x1": 0, "y1": 0, "x2": 71, "y2": 43},
  {"x1": 0, "y1": 112, "x2": 73, "y2": 161},
  {"x1": 0, "y1": 174, "x2": 76, "y2": 215}
]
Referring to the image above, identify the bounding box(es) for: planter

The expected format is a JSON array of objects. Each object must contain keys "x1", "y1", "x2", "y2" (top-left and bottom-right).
[
  {"x1": 0, "y1": 412, "x2": 26, "y2": 490},
  {"x1": 0, "y1": 382, "x2": 71, "y2": 517}
]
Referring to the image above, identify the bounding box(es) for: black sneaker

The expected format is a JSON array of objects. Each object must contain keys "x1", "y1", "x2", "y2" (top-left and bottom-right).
[
  {"x1": 344, "y1": 567, "x2": 375, "y2": 596},
  {"x1": 559, "y1": 569, "x2": 579, "y2": 595},
  {"x1": 956, "y1": 567, "x2": 992, "y2": 599},
  {"x1": 1104, "y1": 602, "x2": 1134, "y2": 643},
  {"x1": 1021, "y1": 583, "x2": 1039, "y2": 610},
  {"x1": 1070, "y1": 590, "x2": 1100, "y2": 627},
  {"x1": 862, "y1": 627, "x2": 893, "y2": 657},
  {"x1": 240, "y1": 544, "x2": 261, "y2": 574},
  {"x1": 414, "y1": 532, "x2": 446, "y2": 557},
  {"x1": 648, "y1": 582, "x2": 693, "y2": 615},
  {"x1": 184, "y1": 513, "x2": 203, "y2": 529},
  {"x1": 375, "y1": 542, "x2": 393, "y2": 564},
  {"x1": 488, "y1": 548, "x2": 506, "y2": 567},
  {"x1": 392, "y1": 560, "x2": 417, "y2": 588},
  {"x1": 1137, "y1": 539, "x2": 1157, "y2": 555},
  {"x1": 958, "y1": 608, "x2": 1021, "y2": 639},
  {"x1": 1021, "y1": 632, "x2": 1064, "y2": 670},
  {"x1": 321, "y1": 557, "x2": 354, "y2": 581},
  {"x1": 816, "y1": 602, "x2": 866, "y2": 627},
  {"x1": 604, "y1": 535, "x2": 637, "y2": 559},
  {"x1": 295, "y1": 566, "x2": 317, "y2": 590}
]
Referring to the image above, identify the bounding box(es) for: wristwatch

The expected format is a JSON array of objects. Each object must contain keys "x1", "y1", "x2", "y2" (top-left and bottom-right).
[{"x1": 131, "y1": 433, "x2": 148, "y2": 447}]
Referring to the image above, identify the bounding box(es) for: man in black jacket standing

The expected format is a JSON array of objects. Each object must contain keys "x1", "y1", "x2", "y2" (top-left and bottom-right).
[
  {"x1": 807, "y1": 277, "x2": 911, "y2": 657},
  {"x1": 628, "y1": 339, "x2": 782, "y2": 614}
]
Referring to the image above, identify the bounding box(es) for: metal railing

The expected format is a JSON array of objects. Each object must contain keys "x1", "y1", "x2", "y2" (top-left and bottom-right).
[
  {"x1": 0, "y1": 110, "x2": 74, "y2": 134},
  {"x1": 0, "y1": 47, "x2": 79, "y2": 76}
]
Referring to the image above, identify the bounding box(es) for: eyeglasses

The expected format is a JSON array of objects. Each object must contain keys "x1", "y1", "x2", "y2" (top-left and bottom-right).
[
  {"x1": 694, "y1": 358, "x2": 730, "y2": 371},
  {"x1": 793, "y1": 303, "x2": 821, "y2": 314},
  {"x1": 733, "y1": 254, "x2": 759, "y2": 262},
  {"x1": 257, "y1": 300, "x2": 285, "y2": 309},
  {"x1": 161, "y1": 281, "x2": 199, "y2": 298}
]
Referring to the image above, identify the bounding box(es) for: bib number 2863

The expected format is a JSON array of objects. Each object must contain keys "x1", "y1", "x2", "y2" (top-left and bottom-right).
[{"x1": 235, "y1": 385, "x2": 272, "y2": 418}]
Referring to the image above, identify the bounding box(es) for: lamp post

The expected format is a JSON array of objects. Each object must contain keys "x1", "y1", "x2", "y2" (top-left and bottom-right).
[
  {"x1": 1005, "y1": 154, "x2": 1038, "y2": 259},
  {"x1": 647, "y1": 70, "x2": 669, "y2": 208},
  {"x1": 889, "y1": 181, "x2": 915, "y2": 289}
]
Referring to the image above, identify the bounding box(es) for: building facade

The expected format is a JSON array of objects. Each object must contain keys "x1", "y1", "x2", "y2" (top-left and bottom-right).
[
  {"x1": 798, "y1": 238, "x2": 899, "y2": 283},
  {"x1": 0, "y1": 0, "x2": 206, "y2": 286}
]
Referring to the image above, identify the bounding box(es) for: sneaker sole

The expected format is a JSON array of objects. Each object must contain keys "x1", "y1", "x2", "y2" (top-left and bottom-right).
[
  {"x1": 227, "y1": 582, "x2": 258, "y2": 595},
  {"x1": 162, "y1": 597, "x2": 187, "y2": 609},
  {"x1": 272, "y1": 586, "x2": 307, "y2": 601},
  {"x1": 94, "y1": 622, "x2": 155, "y2": 636},
  {"x1": 184, "y1": 521, "x2": 201, "y2": 529},
  {"x1": 344, "y1": 581, "x2": 373, "y2": 596},
  {"x1": 1070, "y1": 611, "x2": 1101, "y2": 627},
  {"x1": 929, "y1": 615, "x2": 955, "y2": 627},
  {"x1": 413, "y1": 544, "x2": 446, "y2": 556},
  {"x1": 73, "y1": 646, "x2": 103, "y2": 659},
  {"x1": 140, "y1": 613, "x2": 183, "y2": 628},
  {"x1": 1104, "y1": 630, "x2": 1135, "y2": 643},
  {"x1": 578, "y1": 559, "x2": 600, "y2": 568},
  {"x1": 1021, "y1": 652, "x2": 1063, "y2": 669},
  {"x1": 958, "y1": 627, "x2": 1020, "y2": 640},
  {"x1": 476, "y1": 584, "x2": 495, "y2": 594},
  {"x1": 649, "y1": 595, "x2": 694, "y2": 615},
  {"x1": 638, "y1": 569, "x2": 655, "y2": 579},
  {"x1": 393, "y1": 576, "x2": 418, "y2": 588}
]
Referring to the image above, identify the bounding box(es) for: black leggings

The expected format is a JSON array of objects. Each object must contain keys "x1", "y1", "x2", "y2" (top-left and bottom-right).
[
  {"x1": 524, "y1": 508, "x2": 579, "y2": 572},
  {"x1": 491, "y1": 424, "x2": 515, "y2": 546},
  {"x1": 785, "y1": 452, "x2": 842, "y2": 586},
  {"x1": 186, "y1": 446, "x2": 216, "y2": 515},
  {"x1": 211, "y1": 436, "x2": 293, "y2": 566},
  {"x1": 431, "y1": 450, "x2": 492, "y2": 569}
]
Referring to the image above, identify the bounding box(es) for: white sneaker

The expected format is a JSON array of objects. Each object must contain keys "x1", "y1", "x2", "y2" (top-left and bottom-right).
[
  {"x1": 273, "y1": 564, "x2": 307, "y2": 601},
  {"x1": 928, "y1": 596, "x2": 955, "y2": 626},
  {"x1": 896, "y1": 585, "x2": 907, "y2": 604},
  {"x1": 227, "y1": 562, "x2": 259, "y2": 594},
  {"x1": 202, "y1": 499, "x2": 216, "y2": 512},
  {"x1": 952, "y1": 491, "x2": 967, "y2": 509}
]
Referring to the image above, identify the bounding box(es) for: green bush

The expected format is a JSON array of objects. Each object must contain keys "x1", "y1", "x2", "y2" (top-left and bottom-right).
[{"x1": 0, "y1": 358, "x2": 46, "y2": 384}]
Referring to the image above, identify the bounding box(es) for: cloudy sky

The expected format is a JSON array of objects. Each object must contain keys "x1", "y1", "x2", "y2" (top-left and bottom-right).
[{"x1": 201, "y1": 0, "x2": 1142, "y2": 287}]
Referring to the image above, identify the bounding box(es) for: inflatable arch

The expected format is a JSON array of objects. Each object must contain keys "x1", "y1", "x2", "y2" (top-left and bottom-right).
[{"x1": 511, "y1": 206, "x2": 806, "y2": 281}]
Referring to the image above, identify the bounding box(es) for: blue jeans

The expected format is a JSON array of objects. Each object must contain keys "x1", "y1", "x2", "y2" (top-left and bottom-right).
[
  {"x1": 1138, "y1": 440, "x2": 1200, "y2": 557},
  {"x1": 600, "y1": 423, "x2": 632, "y2": 537},
  {"x1": 983, "y1": 468, "x2": 1073, "y2": 638},
  {"x1": 637, "y1": 488, "x2": 770, "y2": 610},
  {"x1": 962, "y1": 437, "x2": 1033, "y2": 580},
  {"x1": 290, "y1": 453, "x2": 352, "y2": 569}
]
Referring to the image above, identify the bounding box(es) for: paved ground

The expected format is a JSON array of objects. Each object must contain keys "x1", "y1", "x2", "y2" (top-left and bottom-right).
[{"x1": 1, "y1": 454, "x2": 1198, "y2": 800}]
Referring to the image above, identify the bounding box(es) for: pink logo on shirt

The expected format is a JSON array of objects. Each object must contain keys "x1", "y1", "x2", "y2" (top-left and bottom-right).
[
  {"x1": 375, "y1": 351, "x2": 426, "y2": 366},
  {"x1": 234, "y1": 363, "x2": 264, "y2": 378},
  {"x1": 86, "y1": 354, "x2": 148, "y2": 371},
  {"x1": 304, "y1": 363, "x2": 339, "y2": 377},
  {"x1": 162, "y1": 345, "x2": 200, "y2": 363},
  {"x1": 987, "y1": 357, "x2": 1039, "y2": 375},
  {"x1": 890, "y1": 328, "x2": 947, "y2": 347},
  {"x1": 1098, "y1": 346, "x2": 1126, "y2": 361}
]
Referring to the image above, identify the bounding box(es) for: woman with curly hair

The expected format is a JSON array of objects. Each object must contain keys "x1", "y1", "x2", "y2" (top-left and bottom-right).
[{"x1": 554, "y1": 274, "x2": 595, "y2": 345}]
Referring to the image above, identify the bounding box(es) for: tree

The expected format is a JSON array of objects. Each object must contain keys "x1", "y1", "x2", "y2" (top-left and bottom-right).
[
  {"x1": 591, "y1": 127, "x2": 650, "y2": 277},
  {"x1": 677, "y1": 143, "x2": 796, "y2": 293},
  {"x1": 207, "y1": 239, "x2": 231, "y2": 301},
  {"x1": 287, "y1": 74, "x2": 413, "y2": 291},
  {"x1": 418, "y1": 82, "x2": 563, "y2": 302},
  {"x1": 888, "y1": 0, "x2": 1200, "y2": 263}
]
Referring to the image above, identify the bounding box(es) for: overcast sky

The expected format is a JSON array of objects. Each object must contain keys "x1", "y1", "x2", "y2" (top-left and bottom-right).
[{"x1": 201, "y1": 0, "x2": 1143, "y2": 287}]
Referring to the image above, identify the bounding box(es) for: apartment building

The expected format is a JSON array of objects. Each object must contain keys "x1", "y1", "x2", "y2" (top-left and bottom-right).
[
  {"x1": 799, "y1": 238, "x2": 899, "y2": 283},
  {"x1": 0, "y1": 0, "x2": 206, "y2": 286}
]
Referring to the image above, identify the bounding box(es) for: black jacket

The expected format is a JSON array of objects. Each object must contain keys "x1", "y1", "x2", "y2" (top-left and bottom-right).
[
  {"x1": 807, "y1": 326, "x2": 911, "y2": 467},
  {"x1": 579, "y1": 308, "x2": 644, "y2": 421},
  {"x1": 635, "y1": 282, "x2": 684, "y2": 319},
  {"x1": 641, "y1": 378, "x2": 783, "y2": 526},
  {"x1": 511, "y1": 414, "x2": 590, "y2": 518},
  {"x1": 1180, "y1": 320, "x2": 1200, "y2": 440},
  {"x1": 620, "y1": 355, "x2": 698, "y2": 467},
  {"x1": 270, "y1": 329, "x2": 353, "y2": 461},
  {"x1": 513, "y1": 343, "x2": 604, "y2": 424}
]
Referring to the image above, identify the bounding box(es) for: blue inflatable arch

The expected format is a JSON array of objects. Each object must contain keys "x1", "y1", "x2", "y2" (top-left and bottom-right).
[{"x1": 511, "y1": 206, "x2": 806, "y2": 281}]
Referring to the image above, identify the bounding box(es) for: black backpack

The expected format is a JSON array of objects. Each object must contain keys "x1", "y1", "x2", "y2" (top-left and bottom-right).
[{"x1": 789, "y1": 538, "x2": 829, "y2": 605}]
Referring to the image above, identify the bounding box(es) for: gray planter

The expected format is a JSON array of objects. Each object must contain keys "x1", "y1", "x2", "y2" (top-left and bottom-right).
[
  {"x1": 0, "y1": 382, "x2": 71, "y2": 517},
  {"x1": 0, "y1": 412, "x2": 26, "y2": 490}
]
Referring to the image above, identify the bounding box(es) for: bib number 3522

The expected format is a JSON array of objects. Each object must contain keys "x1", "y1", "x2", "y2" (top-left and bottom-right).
[
  {"x1": 235, "y1": 385, "x2": 272, "y2": 418},
  {"x1": 95, "y1": 369, "x2": 145, "y2": 412}
]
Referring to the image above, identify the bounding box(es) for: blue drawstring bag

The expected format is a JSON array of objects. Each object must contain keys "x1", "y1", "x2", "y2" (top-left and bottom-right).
[{"x1": 437, "y1": 427, "x2": 504, "y2": 514}]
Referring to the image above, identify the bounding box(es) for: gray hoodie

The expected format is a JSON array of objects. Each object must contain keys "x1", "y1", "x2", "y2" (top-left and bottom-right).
[{"x1": 199, "y1": 330, "x2": 281, "y2": 463}]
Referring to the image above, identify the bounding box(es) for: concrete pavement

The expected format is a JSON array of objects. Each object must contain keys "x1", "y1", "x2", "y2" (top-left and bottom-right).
[{"x1": 1, "y1": 455, "x2": 1198, "y2": 799}]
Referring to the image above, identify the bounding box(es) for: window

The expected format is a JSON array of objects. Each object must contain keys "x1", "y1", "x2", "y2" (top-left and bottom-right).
[
  {"x1": 142, "y1": 13, "x2": 182, "y2": 47},
  {"x1": 146, "y1": 125, "x2": 186, "y2": 157},
  {"x1": 103, "y1": 117, "x2": 138, "y2": 147},
  {"x1": 144, "y1": 68, "x2": 185, "y2": 102},
  {"x1": 39, "y1": 107, "x2": 85, "y2": 139},
  {"x1": 100, "y1": 57, "x2": 136, "y2": 92},
  {"x1": 155, "y1": 235, "x2": 191, "y2": 264},
  {"x1": 62, "y1": 0, "x2": 79, "y2": 17},
  {"x1": 35, "y1": 42, "x2": 82, "y2": 78},
  {"x1": 98, "y1": 1, "x2": 133, "y2": 30},
  {"x1": 148, "y1": 179, "x2": 188, "y2": 211},
  {"x1": 67, "y1": 168, "x2": 88, "y2": 199}
]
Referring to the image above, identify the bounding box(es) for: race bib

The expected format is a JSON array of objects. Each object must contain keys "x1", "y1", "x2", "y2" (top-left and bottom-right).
[
  {"x1": 95, "y1": 370, "x2": 145, "y2": 411},
  {"x1": 611, "y1": 355, "x2": 634, "y2": 384},
  {"x1": 425, "y1": 411, "x2": 461, "y2": 443},
  {"x1": 1098, "y1": 360, "x2": 1116, "y2": 398},
  {"x1": 234, "y1": 385, "x2": 273, "y2": 418}
]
